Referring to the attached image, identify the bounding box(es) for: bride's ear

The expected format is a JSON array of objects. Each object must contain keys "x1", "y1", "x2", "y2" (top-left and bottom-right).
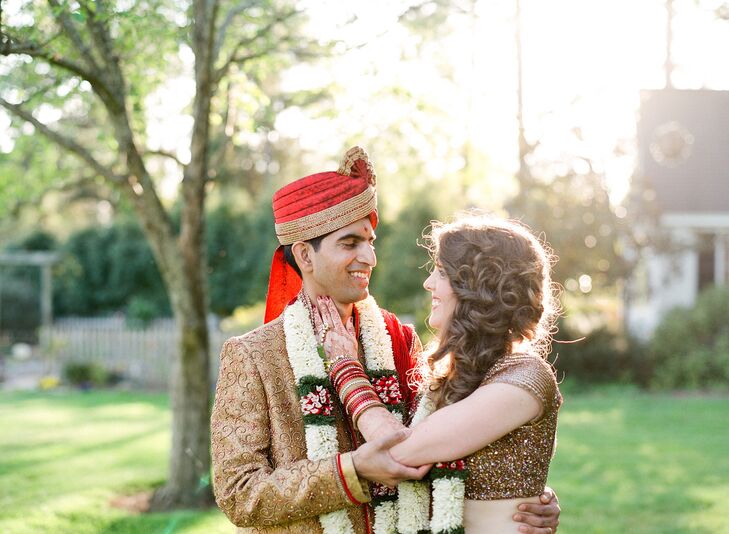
[{"x1": 292, "y1": 241, "x2": 314, "y2": 274}]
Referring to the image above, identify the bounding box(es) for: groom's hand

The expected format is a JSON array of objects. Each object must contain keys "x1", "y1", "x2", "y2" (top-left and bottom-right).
[
  {"x1": 356, "y1": 406, "x2": 406, "y2": 442},
  {"x1": 513, "y1": 487, "x2": 561, "y2": 534},
  {"x1": 351, "y1": 429, "x2": 431, "y2": 487}
]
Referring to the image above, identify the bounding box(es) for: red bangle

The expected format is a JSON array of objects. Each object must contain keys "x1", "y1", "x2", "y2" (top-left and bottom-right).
[
  {"x1": 333, "y1": 368, "x2": 366, "y2": 390},
  {"x1": 343, "y1": 388, "x2": 377, "y2": 409},
  {"x1": 330, "y1": 361, "x2": 366, "y2": 390},
  {"x1": 333, "y1": 368, "x2": 369, "y2": 393},
  {"x1": 347, "y1": 392, "x2": 381, "y2": 415},
  {"x1": 342, "y1": 384, "x2": 372, "y2": 403},
  {"x1": 329, "y1": 357, "x2": 361, "y2": 376}
]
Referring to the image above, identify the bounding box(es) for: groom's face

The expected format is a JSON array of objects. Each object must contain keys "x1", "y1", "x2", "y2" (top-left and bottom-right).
[{"x1": 305, "y1": 217, "x2": 377, "y2": 305}]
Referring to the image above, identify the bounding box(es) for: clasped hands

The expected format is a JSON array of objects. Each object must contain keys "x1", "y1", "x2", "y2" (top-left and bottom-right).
[{"x1": 311, "y1": 296, "x2": 428, "y2": 487}]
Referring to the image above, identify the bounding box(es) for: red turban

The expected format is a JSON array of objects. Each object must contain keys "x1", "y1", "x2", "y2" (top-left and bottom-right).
[{"x1": 264, "y1": 146, "x2": 378, "y2": 323}]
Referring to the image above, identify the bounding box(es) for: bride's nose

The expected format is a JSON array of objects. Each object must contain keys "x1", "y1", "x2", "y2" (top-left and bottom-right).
[{"x1": 423, "y1": 272, "x2": 434, "y2": 291}]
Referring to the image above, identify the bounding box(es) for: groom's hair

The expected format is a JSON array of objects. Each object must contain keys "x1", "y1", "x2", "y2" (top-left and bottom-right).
[{"x1": 282, "y1": 233, "x2": 328, "y2": 277}]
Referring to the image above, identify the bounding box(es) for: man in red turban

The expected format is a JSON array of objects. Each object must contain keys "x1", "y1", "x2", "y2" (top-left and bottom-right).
[{"x1": 210, "y1": 147, "x2": 560, "y2": 533}]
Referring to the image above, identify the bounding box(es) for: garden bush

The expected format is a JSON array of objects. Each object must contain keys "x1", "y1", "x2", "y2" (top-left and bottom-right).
[
  {"x1": 62, "y1": 361, "x2": 111, "y2": 388},
  {"x1": 649, "y1": 285, "x2": 729, "y2": 390},
  {"x1": 552, "y1": 323, "x2": 650, "y2": 385}
]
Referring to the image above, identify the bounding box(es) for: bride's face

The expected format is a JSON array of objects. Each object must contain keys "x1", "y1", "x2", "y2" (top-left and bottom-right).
[{"x1": 423, "y1": 262, "x2": 457, "y2": 331}]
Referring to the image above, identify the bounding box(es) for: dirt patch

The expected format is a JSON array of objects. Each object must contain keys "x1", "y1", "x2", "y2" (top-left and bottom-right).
[{"x1": 109, "y1": 491, "x2": 152, "y2": 514}]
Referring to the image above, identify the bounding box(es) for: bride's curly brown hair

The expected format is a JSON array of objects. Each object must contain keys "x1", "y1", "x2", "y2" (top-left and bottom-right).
[{"x1": 423, "y1": 214, "x2": 559, "y2": 409}]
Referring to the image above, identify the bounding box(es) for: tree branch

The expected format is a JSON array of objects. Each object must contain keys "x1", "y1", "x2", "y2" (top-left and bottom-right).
[
  {"x1": 80, "y1": 0, "x2": 116, "y2": 69},
  {"x1": 213, "y1": 9, "x2": 299, "y2": 84},
  {"x1": 46, "y1": 0, "x2": 102, "y2": 71},
  {"x1": 213, "y1": 0, "x2": 256, "y2": 60},
  {"x1": 0, "y1": 98, "x2": 121, "y2": 184},
  {"x1": 21, "y1": 78, "x2": 64, "y2": 105},
  {"x1": 0, "y1": 34, "x2": 120, "y2": 107},
  {"x1": 144, "y1": 149, "x2": 186, "y2": 168},
  {"x1": 1, "y1": 36, "x2": 90, "y2": 80},
  {"x1": 57, "y1": 173, "x2": 105, "y2": 193}
]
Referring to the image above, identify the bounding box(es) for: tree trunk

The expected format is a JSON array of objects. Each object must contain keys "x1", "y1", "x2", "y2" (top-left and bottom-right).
[
  {"x1": 149, "y1": 0, "x2": 217, "y2": 509},
  {"x1": 149, "y1": 300, "x2": 213, "y2": 509}
]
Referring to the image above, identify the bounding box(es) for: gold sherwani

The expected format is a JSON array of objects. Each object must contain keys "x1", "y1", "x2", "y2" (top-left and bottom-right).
[{"x1": 211, "y1": 314, "x2": 371, "y2": 533}]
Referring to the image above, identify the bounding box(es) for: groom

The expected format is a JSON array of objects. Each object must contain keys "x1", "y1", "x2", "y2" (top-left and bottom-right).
[{"x1": 211, "y1": 147, "x2": 560, "y2": 533}]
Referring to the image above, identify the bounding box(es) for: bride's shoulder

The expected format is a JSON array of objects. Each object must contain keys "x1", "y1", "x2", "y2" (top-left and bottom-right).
[{"x1": 481, "y1": 352, "x2": 559, "y2": 398}]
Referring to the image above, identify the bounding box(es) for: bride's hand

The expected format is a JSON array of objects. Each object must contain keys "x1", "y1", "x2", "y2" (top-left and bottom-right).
[{"x1": 312, "y1": 296, "x2": 358, "y2": 360}]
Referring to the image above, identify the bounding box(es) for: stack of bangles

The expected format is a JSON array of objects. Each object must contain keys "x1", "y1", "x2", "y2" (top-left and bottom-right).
[{"x1": 328, "y1": 355, "x2": 385, "y2": 428}]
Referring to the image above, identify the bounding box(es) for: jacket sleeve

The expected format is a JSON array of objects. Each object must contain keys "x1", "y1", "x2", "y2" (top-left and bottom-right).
[{"x1": 211, "y1": 337, "x2": 366, "y2": 528}]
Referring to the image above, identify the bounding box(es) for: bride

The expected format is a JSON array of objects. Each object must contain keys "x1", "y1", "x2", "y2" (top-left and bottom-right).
[{"x1": 318, "y1": 214, "x2": 562, "y2": 533}]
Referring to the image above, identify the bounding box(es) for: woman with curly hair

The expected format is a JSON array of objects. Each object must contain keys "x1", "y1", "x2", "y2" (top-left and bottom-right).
[{"x1": 316, "y1": 213, "x2": 562, "y2": 533}]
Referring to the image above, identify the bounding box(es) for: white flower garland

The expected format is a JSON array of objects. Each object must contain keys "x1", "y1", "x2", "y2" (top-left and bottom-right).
[
  {"x1": 397, "y1": 479, "x2": 431, "y2": 533},
  {"x1": 284, "y1": 295, "x2": 403, "y2": 534},
  {"x1": 399, "y1": 391, "x2": 467, "y2": 534},
  {"x1": 284, "y1": 295, "x2": 465, "y2": 534},
  {"x1": 284, "y1": 299, "x2": 354, "y2": 534},
  {"x1": 356, "y1": 297, "x2": 403, "y2": 424},
  {"x1": 373, "y1": 500, "x2": 398, "y2": 534},
  {"x1": 431, "y1": 478, "x2": 466, "y2": 533},
  {"x1": 355, "y1": 297, "x2": 404, "y2": 532},
  {"x1": 355, "y1": 296, "x2": 395, "y2": 371},
  {"x1": 397, "y1": 393, "x2": 433, "y2": 534}
]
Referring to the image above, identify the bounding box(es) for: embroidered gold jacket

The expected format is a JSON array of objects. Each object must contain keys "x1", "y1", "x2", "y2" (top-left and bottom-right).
[{"x1": 211, "y1": 310, "x2": 420, "y2": 533}]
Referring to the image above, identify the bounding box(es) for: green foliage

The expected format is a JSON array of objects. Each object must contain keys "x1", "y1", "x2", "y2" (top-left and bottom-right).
[
  {"x1": 219, "y1": 302, "x2": 266, "y2": 334},
  {"x1": 125, "y1": 296, "x2": 162, "y2": 329},
  {"x1": 206, "y1": 200, "x2": 277, "y2": 315},
  {"x1": 54, "y1": 221, "x2": 170, "y2": 317},
  {"x1": 45, "y1": 200, "x2": 275, "y2": 319},
  {"x1": 7, "y1": 230, "x2": 58, "y2": 252},
  {"x1": 553, "y1": 324, "x2": 651, "y2": 385},
  {"x1": 62, "y1": 361, "x2": 110, "y2": 387},
  {"x1": 0, "y1": 274, "x2": 40, "y2": 339},
  {"x1": 649, "y1": 285, "x2": 729, "y2": 390},
  {"x1": 370, "y1": 188, "x2": 438, "y2": 323}
]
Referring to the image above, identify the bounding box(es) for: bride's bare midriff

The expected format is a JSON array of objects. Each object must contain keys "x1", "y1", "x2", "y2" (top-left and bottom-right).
[{"x1": 464, "y1": 496, "x2": 541, "y2": 533}]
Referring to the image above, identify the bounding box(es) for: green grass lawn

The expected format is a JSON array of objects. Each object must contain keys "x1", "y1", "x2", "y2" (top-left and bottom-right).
[{"x1": 1, "y1": 386, "x2": 727, "y2": 533}]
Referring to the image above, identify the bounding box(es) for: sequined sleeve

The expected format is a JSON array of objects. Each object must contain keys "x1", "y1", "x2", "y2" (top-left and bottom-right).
[
  {"x1": 485, "y1": 354, "x2": 561, "y2": 423},
  {"x1": 211, "y1": 337, "x2": 357, "y2": 528}
]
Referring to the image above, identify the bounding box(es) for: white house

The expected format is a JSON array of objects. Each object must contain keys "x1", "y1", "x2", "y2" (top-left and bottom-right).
[{"x1": 625, "y1": 89, "x2": 729, "y2": 340}]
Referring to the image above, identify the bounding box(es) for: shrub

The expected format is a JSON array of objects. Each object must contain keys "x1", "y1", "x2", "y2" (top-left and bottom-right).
[
  {"x1": 62, "y1": 361, "x2": 110, "y2": 388},
  {"x1": 649, "y1": 286, "x2": 729, "y2": 390},
  {"x1": 552, "y1": 323, "x2": 650, "y2": 385},
  {"x1": 125, "y1": 296, "x2": 161, "y2": 329}
]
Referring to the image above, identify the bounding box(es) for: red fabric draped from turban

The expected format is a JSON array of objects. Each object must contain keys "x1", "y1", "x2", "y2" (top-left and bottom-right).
[{"x1": 264, "y1": 146, "x2": 378, "y2": 323}]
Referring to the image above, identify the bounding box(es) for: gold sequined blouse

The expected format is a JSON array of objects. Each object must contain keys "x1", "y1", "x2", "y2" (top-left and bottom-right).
[{"x1": 464, "y1": 353, "x2": 562, "y2": 500}]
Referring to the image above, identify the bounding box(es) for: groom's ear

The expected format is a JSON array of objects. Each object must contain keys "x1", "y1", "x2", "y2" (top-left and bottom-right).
[{"x1": 292, "y1": 241, "x2": 314, "y2": 274}]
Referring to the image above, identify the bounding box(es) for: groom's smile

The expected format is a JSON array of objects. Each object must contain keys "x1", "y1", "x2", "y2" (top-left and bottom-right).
[{"x1": 307, "y1": 217, "x2": 377, "y2": 306}]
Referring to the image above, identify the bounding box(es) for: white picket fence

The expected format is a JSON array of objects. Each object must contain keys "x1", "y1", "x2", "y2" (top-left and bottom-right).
[{"x1": 39, "y1": 317, "x2": 230, "y2": 389}]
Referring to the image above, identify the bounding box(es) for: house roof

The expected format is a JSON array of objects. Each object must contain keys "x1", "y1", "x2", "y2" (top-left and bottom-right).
[{"x1": 637, "y1": 89, "x2": 729, "y2": 213}]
